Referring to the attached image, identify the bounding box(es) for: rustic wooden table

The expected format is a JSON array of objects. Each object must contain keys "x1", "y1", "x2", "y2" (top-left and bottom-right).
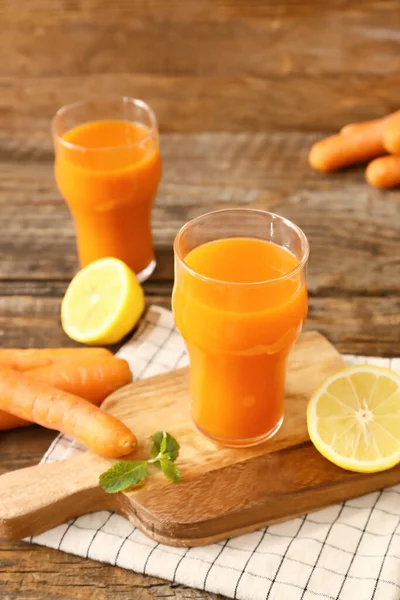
[{"x1": 2, "y1": 1, "x2": 400, "y2": 598}]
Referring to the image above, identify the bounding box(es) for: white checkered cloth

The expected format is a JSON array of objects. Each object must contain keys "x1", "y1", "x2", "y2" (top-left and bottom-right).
[{"x1": 27, "y1": 306, "x2": 400, "y2": 600}]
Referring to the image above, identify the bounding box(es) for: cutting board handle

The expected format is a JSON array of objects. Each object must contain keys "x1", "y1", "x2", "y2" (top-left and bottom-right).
[{"x1": 0, "y1": 453, "x2": 114, "y2": 540}]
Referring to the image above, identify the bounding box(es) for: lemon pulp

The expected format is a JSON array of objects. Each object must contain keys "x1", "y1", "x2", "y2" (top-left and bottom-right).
[{"x1": 307, "y1": 365, "x2": 400, "y2": 473}]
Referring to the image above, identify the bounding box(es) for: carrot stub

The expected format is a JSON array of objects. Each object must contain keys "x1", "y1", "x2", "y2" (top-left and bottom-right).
[
  {"x1": 366, "y1": 155, "x2": 400, "y2": 189},
  {"x1": 0, "y1": 365, "x2": 136, "y2": 457},
  {"x1": 0, "y1": 347, "x2": 112, "y2": 372}
]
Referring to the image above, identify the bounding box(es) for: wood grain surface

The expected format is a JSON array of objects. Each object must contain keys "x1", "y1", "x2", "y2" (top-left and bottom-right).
[
  {"x1": 1, "y1": 0, "x2": 400, "y2": 133},
  {"x1": 0, "y1": 132, "x2": 399, "y2": 356},
  {"x1": 1, "y1": 0, "x2": 400, "y2": 598}
]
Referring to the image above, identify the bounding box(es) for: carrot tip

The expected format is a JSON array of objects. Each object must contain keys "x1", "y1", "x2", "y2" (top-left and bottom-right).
[{"x1": 122, "y1": 440, "x2": 136, "y2": 448}]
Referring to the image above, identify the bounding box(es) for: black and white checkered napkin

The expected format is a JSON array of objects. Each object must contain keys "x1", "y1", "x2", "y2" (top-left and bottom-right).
[{"x1": 27, "y1": 306, "x2": 400, "y2": 600}]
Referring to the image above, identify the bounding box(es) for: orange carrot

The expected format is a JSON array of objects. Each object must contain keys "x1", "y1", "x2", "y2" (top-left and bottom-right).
[
  {"x1": 0, "y1": 411, "x2": 31, "y2": 431},
  {"x1": 341, "y1": 110, "x2": 400, "y2": 138},
  {"x1": 27, "y1": 357, "x2": 132, "y2": 405},
  {"x1": 310, "y1": 110, "x2": 400, "y2": 172},
  {"x1": 0, "y1": 348, "x2": 112, "y2": 372},
  {"x1": 309, "y1": 130, "x2": 385, "y2": 172},
  {"x1": 366, "y1": 155, "x2": 400, "y2": 189},
  {"x1": 0, "y1": 366, "x2": 136, "y2": 457},
  {"x1": 0, "y1": 357, "x2": 132, "y2": 431},
  {"x1": 340, "y1": 119, "x2": 383, "y2": 136},
  {"x1": 383, "y1": 112, "x2": 400, "y2": 154}
]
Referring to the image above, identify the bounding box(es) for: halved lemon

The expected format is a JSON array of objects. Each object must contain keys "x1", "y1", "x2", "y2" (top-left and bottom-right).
[
  {"x1": 307, "y1": 365, "x2": 400, "y2": 473},
  {"x1": 61, "y1": 257, "x2": 144, "y2": 345}
]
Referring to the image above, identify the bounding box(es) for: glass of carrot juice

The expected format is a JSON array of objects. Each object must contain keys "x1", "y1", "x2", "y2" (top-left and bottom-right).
[
  {"x1": 172, "y1": 209, "x2": 309, "y2": 447},
  {"x1": 52, "y1": 97, "x2": 161, "y2": 281}
]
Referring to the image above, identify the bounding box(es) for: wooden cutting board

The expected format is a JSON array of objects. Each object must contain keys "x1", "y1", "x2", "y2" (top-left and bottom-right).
[{"x1": 1, "y1": 331, "x2": 400, "y2": 547}]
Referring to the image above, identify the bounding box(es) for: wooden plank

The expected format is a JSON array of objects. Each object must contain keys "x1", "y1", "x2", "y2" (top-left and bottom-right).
[
  {"x1": 3, "y1": 1, "x2": 400, "y2": 79},
  {"x1": 0, "y1": 130, "x2": 384, "y2": 188},
  {"x1": 0, "y1": 426, "x2": 55, "y2": 474},
  {"x1": 308, "y1": 296, "x2": 400, "y2": 357},
  {"x1": 0, "y1": 539, "x2": 222, "y2": 600},
  {"x1": 0, "y1": 292, "x2": 168, "y2": 350},
  {"x1": 0, "y1": 73, "x2": 399, "y2": 133},
  {"x1": 0, "y1": 292, "x2": 398, "y2": 356},
  {"x1": 1, "y1": 1, "x2": 400, "y2": 132},
  {"x1": 0, "y1": 0, "x2": 400, "y2": 134},
  {"x1": 0, "y1": 133, "x2": 399, "y2": 296}
]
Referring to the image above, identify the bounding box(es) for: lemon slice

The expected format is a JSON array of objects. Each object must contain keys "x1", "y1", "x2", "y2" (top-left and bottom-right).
[
  {"x1": 307, "y1": 365, "x2": 400, "y2": 473},
  {"x1": 61, "y1": 257, "x2": 144, "y2": 345}
]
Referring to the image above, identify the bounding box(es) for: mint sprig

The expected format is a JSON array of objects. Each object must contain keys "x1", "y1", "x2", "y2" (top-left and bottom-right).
[
  {"x1": 99, "y1": 431, "x2": 181, "y2": 494},
  {"x1": 149, "y1": 431, "x2": 180, "y2": 466},
  {"x1": 99, "y1": 461, "x2": 148, "y2": 494}
]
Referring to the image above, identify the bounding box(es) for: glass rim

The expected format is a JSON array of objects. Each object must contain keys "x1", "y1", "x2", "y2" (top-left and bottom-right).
[
  {"x1": 52, "y1": 96, "x2": 158, "y2": 153},
  {"x1": 173, "y1": 208, "x2": 310, "y2": 287}
]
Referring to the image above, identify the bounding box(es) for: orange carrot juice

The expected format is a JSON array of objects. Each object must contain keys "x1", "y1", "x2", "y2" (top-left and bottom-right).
[
  {"x1": 173, "y1": 210, "x2": 309, "y2": 446},
  {"x1": 53, "y1": 99, "x2": 161, "y2": 280}
]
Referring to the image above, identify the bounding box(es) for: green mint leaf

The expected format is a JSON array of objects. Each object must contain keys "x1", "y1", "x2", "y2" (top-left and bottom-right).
[
  {"x1": 150, "y1": 431, "x2": 180, "y2": 462},
  {"x1": 163, "y1": 432, "x2": 180, "y2": 462},
  {"x1": 150, "y1": 431, "x2": 163, "y2": 459},
  {"x1": 160, "y1": 458, "x2": 181, "y2": 482},
  {"x1": 99, "y1": 461, "x2": 148, "y2": 493}
]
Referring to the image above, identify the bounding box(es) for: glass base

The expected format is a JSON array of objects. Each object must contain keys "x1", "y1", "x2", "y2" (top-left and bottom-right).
[
  {"x1": 194, "y1": 416, "x2": 284, "y2": 448},
  {"x1": 136, "y1": 259, "x2": 156, "y2": 283}
]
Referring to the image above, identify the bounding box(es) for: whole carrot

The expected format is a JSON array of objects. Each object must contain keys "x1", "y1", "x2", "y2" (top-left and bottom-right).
[
  {"x1": 0, "y1": 348, "x2": 112, "y2": 372},
  {"x1": 310, "y1": 110, "x2": 400, "y2": 172},
  {"x1": 366, "y1": 155, "x2": 400, "y2": 189},
  {"x1": 0, "y1": 366, "x2": 136, "y2": 457},
  {"x1": 0, "y1": 357, "x2": 133, "y2": 431},
  {"x1": 27, "y1": 357, "x2": 132, "y2": 405},
  {"x1": 383, "y1": 112, "x2": 400, "y2": 155}
]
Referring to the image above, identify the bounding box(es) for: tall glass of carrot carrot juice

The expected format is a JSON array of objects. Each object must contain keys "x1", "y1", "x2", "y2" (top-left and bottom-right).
[
  {"x1": 172, "y1": 209, "x2": 309, "y2": 447},
  {"x1": 52, "y1": 97, "x2": 161, "y2": 281}
]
